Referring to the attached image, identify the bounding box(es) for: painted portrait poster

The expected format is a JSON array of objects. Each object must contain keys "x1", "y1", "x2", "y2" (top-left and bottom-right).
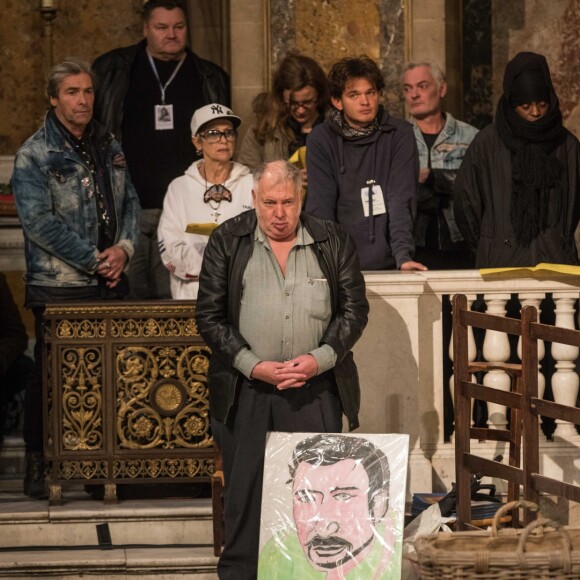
[{"x1": 258, "y1": 432, "x2": 409, "y2": 580}]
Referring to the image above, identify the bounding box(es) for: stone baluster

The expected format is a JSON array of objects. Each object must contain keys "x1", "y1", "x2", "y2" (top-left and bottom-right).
[
  {"x1": 551, "y1": 293, "x2": 579, "y2": 439},
  {"x1": 517, "y1": 293, "x2": 546, "y2": 400},
  {"x1": 482, "y1": 294, "x2": 512, "y2": 429},
  {"x1": 449, "y1": 294, "x2": 478, "y2": 430}
]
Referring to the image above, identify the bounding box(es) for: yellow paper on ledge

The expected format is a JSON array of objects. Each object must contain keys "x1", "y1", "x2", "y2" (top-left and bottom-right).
[
  {"x1": 185, "y1": 223, "x2": 218, "y2": 236},
  {"x1": 288, "y1": 146, "x2": 307, "y2": 170},
  {"x1": 480, "y1": 262, "x2": 580, "y2": 277},
  {"x1": 289, "y1": 146, "x2": 308, "y2": 204}
]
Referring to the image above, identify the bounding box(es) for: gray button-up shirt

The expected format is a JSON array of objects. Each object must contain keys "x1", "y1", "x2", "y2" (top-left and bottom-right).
[{"x1": 233, "y1": 222, "x2": 337, "y2": 379}]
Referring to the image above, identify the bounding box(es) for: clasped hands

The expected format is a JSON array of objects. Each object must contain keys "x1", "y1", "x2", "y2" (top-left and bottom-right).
[
  {"x1": 251, "y1": 354, "x2": 318, "y2": 390},
  {"x1": 96, "y1": 246, "x2": 128, "y2": 288}
]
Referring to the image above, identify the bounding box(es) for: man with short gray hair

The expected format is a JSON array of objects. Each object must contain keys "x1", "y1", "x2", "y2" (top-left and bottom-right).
[
  {"x1": 402, "y1": 61, "x2": 478, "y2": 268},
  {"x1": 12, "y1": 57, "x2": 140, "y2": 498},
  {"x1": 196, "y1": 160, "x2": 369, "y2": 579}
]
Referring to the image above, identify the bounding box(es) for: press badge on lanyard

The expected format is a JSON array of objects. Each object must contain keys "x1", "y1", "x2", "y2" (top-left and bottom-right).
[
  {"x1": 155, "y1": 105, "x2": 174, "y2": 130},
  {"x1": 361, "y1": 183, "x2": 387, "y2": 217},
  {"x1": 147, "y1": 50, "x2": 185, "y2": 131}
]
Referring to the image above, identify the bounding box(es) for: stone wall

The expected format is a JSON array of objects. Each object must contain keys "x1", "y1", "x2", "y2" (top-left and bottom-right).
[
  {"x1": 0, "y1": 1, "x2": 143, "y2": 155},
  {"x1": 270, "y1": 0, "x2": 407, "y2": 117},
  {"x1": 492, "y1": 0, "x2": 580, "y2": 137},
  {"x1": 2, "y1": 1, "x2": 578, "y2": 156}
]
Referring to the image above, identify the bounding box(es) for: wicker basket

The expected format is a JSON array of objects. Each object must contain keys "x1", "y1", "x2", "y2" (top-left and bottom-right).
[{"x1": 415, "y1": 501, "x2": 580, "y2": 579}]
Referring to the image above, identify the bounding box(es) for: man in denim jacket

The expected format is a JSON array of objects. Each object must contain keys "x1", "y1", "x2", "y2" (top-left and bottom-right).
[
  {"x1": 402, "y1": 61, "x2": 478, "y2": 269},
  {"x1": 12, "y1": 58, "x2": 140, "y2": 498}
]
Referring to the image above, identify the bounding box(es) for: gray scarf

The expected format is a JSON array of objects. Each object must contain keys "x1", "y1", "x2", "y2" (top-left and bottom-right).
[{"x1": 330, "y1": 108, "x2": 379, "y2": 138}]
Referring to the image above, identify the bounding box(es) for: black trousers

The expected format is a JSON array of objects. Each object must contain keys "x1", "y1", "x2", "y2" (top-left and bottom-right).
[
  {"x1": 23, "y1": 307, "x2": 48, "y2": 452},
  {"x1": 0, "y1": 354, "x2": 34, "y2": 441},
  {"x1": 212, "y1": 373, "x2": 343, "y2": 580}
]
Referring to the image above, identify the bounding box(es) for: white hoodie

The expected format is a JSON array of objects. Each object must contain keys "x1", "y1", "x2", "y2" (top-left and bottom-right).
[{"x1": 158, "y1": 160, "x2": 254, "y2": 299}]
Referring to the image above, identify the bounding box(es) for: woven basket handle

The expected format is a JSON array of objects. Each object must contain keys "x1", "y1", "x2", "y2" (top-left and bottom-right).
[
  {"x1": 516, "y1": 515, "x2": 573, "y2": 573},
  {"x1": 491, "y1": 500, "x2": 539, "y2": 537}
]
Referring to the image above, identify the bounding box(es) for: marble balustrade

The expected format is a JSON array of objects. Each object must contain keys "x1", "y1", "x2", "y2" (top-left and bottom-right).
[{"x1": 357, "y1": 270, "x2": 580, "y2": 497}]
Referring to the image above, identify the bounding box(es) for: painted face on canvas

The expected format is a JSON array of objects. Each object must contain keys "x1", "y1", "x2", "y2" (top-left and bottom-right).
[{"x1": 292, "y1": 459, "x2": 379, "y2": 573}]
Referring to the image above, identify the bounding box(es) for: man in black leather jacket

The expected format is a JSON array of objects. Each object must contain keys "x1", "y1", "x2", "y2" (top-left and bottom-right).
[
  {"x1": 196, "y1": 160, "x2": 369, "y2": 579},
  {"x1": 92, "y1": 0, "x2": 230, "y2": 300}
]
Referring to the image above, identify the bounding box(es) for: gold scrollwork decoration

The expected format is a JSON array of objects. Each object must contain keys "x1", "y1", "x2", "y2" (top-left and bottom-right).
[
  {"x1": 43, "y1": 302, "x2": 217, "y2": 490},
  {"x1": 56, "y1": 319, "x2": 107, "y2": 339},
  {"x1": 58, "y1": 460, "x2": 108, "y2": 480},
  {"x1": 44, "y1": 303, "x2": 197, "y2": 317},
  {"x1": 46, "y1": 347, "x2": 53, "y2": 447},
  {"x1": 116, "y1": 345, "x2": 211, "y2": 450},
  {"x1": 150, "y1": 379, "x2": 187, "y2": 415},
  {"x1": 111, "y1": 317, "x2": 199, "y2": 338},
  {"x1": 113, "y1": 457, "x2": 213, "y2": 479},
  {"x1": 61, "y1": 347, "x2": 104, "y2": 451}
]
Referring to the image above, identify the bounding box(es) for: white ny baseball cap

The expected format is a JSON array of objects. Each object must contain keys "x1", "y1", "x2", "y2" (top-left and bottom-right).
[{"x1": 190, "y1": 103, "x2": 242, "y2": 136}]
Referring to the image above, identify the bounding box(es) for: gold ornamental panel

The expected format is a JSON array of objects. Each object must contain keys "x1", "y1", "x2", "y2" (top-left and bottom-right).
[
  {"x1": 42, "y1": 300, "x2": 213, "y2": 501},
  {"x1": 58, "y1": 460, "x2": 108, "y2": 480},
  {"x1": 60, "y1": 346, "x2": 104, "y2": 451},
  {"x1": 111, "y1": 316, "x2": 198, "y2": 338},
  {"x1": 150, "y1": 379, "x2": 187, "y2": 415},
  {"x1": 113, "y1": 457, "x2": 214, "y2": 480},
  {"x1": 116, "y1": 344, "x2": 211, "y2": 450},
  {"x1": 56, "y1": 318, "x2": 107, "y2": 339}
]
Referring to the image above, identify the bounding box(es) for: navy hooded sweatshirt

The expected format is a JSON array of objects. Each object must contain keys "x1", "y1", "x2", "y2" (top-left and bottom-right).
[{"x1": 305, "y1": 106, "x2": 419, "y2": 270}]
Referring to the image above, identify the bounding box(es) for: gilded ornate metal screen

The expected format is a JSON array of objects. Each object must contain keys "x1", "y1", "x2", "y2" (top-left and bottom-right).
[{"x1": 42, "y1": 301, "x2": 213, "y2": 504}]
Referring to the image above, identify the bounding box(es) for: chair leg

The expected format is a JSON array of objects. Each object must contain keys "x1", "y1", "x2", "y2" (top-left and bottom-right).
[
  {"x1": 507, "y1": 376, "x2": 523, "y2": 526},
  {"x1": 211, "y1": 442, "x2": 225, "y2": 556}
]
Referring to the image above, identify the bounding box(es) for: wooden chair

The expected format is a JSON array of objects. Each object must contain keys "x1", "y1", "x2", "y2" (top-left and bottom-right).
[
  {"x1": 453, "y1": 293, "x2": 531, "y2": 529},
  {"x1": 453, "y1": 293, "x2": 580, "y2": 530}
]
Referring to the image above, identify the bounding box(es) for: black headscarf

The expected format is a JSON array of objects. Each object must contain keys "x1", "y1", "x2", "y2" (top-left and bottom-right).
[{"x1": 495, "y1": 52, "x2": 567, "y2": 246}]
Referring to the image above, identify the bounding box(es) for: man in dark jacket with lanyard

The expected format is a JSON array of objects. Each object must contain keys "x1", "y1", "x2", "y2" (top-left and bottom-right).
[
  {"x1": 196, "y1": 160, "x2": 369, "y2": 579},
  {"x1": 93, "y1": 0, "x2": 230, "y2": 299},
  {"x1": 306, "y1": 56, "x2": 426, "y2": 271}
]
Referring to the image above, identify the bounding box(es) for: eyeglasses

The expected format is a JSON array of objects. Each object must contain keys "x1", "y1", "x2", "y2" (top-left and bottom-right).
[
  {"x1": 286, "y1": 98, "x2": 317, "y2": 110},
  {"x1": 200, "y1": 129, "x2": 237, "y2": 143}
]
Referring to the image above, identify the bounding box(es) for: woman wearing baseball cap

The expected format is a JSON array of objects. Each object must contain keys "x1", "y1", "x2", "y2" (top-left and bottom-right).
[{"x1": 158, "y1": 103, "x2": 254, "y2": 298}]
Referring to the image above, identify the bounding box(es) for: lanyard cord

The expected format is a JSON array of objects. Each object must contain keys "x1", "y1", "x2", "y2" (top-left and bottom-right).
[
  {"x1": 367, "y1": 141, "x2": 378, "y2": 244},
  {"x1": 146, "y1": 50, "x2": 186, "y2": 105}
]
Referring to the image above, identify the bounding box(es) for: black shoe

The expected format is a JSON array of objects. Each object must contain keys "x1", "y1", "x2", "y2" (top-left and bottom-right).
[{"x1": 24, "y1": 451, "x2": 47, "y2": 499}]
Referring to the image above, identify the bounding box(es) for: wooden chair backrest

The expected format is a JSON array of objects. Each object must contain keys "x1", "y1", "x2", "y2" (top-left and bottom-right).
[{"x1": 453, "y1": 293, "x2": 580, "y2": 530}]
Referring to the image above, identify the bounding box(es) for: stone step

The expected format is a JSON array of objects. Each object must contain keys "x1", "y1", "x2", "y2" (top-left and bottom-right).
[
  {"x1": 0, "y1": 496, "x2": 216, "y2": 548},
  {"x1": 0, "y1": 434, "x2": 25, "y2": 480},
  {"x1": 0, "y1": 546, "x2": 218, "y2": 578},
  {"x1": 0, "y1": 433, "x2": 220, "y2": 577},
  {"x1": 0, "y1": 480, "x2": 219, "y2": 578}
]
